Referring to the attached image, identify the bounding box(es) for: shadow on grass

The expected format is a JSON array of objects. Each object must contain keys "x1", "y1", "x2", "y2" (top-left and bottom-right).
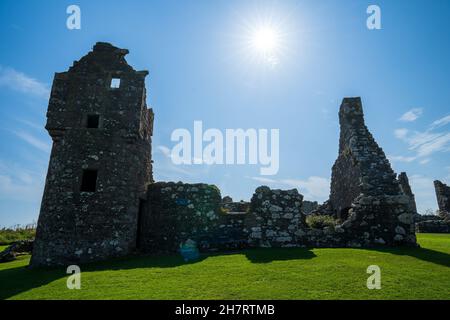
[
  {"x1": 244, "y1": 248, "x2": 316, "y2": 263},
  {"x1": 371, "y1": 247, "x2": 450, "y2": 268},
  {"x1": 0, "y1": 245, "x2": 448, "y2": 299},
  {"x1": 0, "y1": 259, "x2": 66, "y2": 300},
  {"x1": 0, "y1": 248, "x2": 315, "y2": 299},
  {"x1": 0, "y1": 254, "x2": 207, "y2": 299}
]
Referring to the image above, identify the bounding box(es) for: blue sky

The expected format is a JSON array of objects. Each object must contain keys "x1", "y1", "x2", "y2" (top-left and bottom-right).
[{"x1": 1, "y1": 0, "x2": 450, "y2": 227}]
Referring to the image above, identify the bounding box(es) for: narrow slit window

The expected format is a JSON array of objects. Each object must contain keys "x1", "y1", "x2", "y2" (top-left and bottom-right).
[
  {"x1": 80, "y1": 169, "x2": 98, "y2": 192},
  {"x1": 86, "y1": 114, "x2": 100, "y2": 128},
  {"x1": 110, "y1": 78, "x2": 121, "y2": 89}
]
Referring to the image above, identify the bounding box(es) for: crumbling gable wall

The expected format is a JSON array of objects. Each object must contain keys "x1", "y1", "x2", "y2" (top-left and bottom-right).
[
  {"x1": 31, "y1": 43, "x2": 154, "y2": 267},
  {"x1": 322, "y1": 98, "x2": 417, "y2": 246},
  {"x1": 398, "y1": 172, "x2": 418, "y2": 214}
]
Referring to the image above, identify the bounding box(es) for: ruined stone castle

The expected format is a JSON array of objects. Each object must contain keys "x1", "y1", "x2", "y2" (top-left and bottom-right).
[{"x1": 31, "y1": 43, "x2": 418, "y2": 268}]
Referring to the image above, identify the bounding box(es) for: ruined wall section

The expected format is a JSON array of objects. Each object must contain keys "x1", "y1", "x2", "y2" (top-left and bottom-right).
[
  {"x1": 398, "y1": 172, "x2": 418, "y2": 214},
  {"x1": 139, "y1": 182, "x2": 222, "y2": 252},
  {"x1": 247, "y1": 187, "x2": 307, "y2": 247},
  {"x1": 31, "y1": 42, "x2": 153, "y2": 267},
  {"x1": 326, "y1": 98, "x2": 417, "y2": 246},
  {"x1": 434, "y1": 180, "x2": 450, "y2": 220},
  {"x1": 140, "y1": 184, "x2": 309, "y2": 252}
]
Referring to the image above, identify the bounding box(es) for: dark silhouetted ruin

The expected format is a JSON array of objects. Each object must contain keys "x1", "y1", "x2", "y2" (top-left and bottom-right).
[
  {"x1": 31, "y1": 43, "x2": 419, "y2": 268},
  {"x1": 31, "y1": 43, "x2": 154, "y2": 267},
  {"x1": 315, "y1": 98, "x2": 417, "y2": 246},
  {"x1": 434, "y1": 180, "x2": 450, "y2": 221}
]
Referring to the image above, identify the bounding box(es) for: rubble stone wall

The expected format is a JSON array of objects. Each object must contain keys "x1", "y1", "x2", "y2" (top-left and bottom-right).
[
  {"x1": 434, "y1": 180, "x2": 450, "y2": 220},
  {"x1": 31, "y1": 43, "x2": 153, "y2": 267},
  {"x1": 416, "y1": 220, "x2": 450, "y2": 233},
  {"x1": 139, "y1": 182, "x2": 222, "y2": 252},
  {"x1": 398, "y1": 172, "x2": 418, "y2": 214},
  {"x1": 318, "y1": 98, "x2": 417, "y2": 246},
  {"x1": 247, "y1": 187, "x2": 307, "y2": 247}
]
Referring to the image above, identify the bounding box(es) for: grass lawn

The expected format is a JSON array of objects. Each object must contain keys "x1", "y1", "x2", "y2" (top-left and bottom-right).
[{"x1": 0, "y1": 234, "x2": 449, "y2": 300}]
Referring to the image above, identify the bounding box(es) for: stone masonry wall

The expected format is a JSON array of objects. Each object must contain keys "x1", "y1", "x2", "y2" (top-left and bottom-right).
[
  {"x1": 31, "y1": 43, "x2": 153, "y2": 267},
  {"x1": 140, "y1": 184, "x2": 309, "y2": 252},
  {"x1": 416, "y1": 220, "x2": 450, "y2": 233},
  {"x1": 319, "y1": 98, "x2": 417, "y2": 246},
  {"x1": 139, "y1": 182, "x2": 222, "y2": 252},
  {"x1": 245, "y1": 187, "x2": 307, "y2": 248},
  {"x1": 434, "y1": 180, "x2": 450, "y2": 220},
  {"x1": 140, "y1": 182, "x2": 420, "y2": 252},
  {"x1": 398, "y1": 172, "x2": 417, "y2": 214}
]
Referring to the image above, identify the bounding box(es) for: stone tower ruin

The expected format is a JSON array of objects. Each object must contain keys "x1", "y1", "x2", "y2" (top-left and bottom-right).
[
  {"x1": 31, "y1": 42, "x2": 154, "y2": 267},
  {"x1": 318, "y1": 98, "x2": 417, "y2": 246}
]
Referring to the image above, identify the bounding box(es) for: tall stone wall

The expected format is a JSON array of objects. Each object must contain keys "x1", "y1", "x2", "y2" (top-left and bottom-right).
[
  {"x1": 319, "y1": 98, "x2": 417, "y2": 246},
  {"x1": 434, "y1": 180, "x2": 450, "y2": 220},
  {"x1": 31, "y1": 43, "x2": 153, "y2": 267},
  {"x1": 398, "y1": 172, "x2": 417, "y2": 214}
]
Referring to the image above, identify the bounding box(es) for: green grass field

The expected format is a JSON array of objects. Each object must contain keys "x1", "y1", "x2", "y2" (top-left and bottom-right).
[{"x1": 0, "y1": 234, "x2": 449, "y2": 300}]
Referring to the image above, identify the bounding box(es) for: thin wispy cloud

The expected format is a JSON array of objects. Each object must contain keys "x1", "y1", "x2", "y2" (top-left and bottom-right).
[
  {"x1": 0, "y1": 160, "x2": 45, "y2": 202},
  {"x1": 13, "y1": 130, "x2": 51, "y2": 153},
  {"x1": 394, "y1": 128, "x2": 409, "y2": 139},
  {"x1": 157, "y1": 145, "x2": 172, "y2": 158},
  {"x1": 419, "y1": 158, "x2": 431, "y2": 165},
  {"x1": 388, "y1": 155, "x2": 417, "y2": 163},
  {"x1": 154, "y1": 145, "x2": 213, "y2": 180},
  {"x1": 399, "y1": 108, "x2": 423, "y2": 122},
  {"x1": 430, "y1": 115, "x2": 450, "y2": 129},
  {"x1": 16, "y1": 118, "x2": 43, "y2": 131},
  {"x1": 0, "y1": 66, "x2": 50, "y2": 98},
  {"x1": 391, "y1": 113, "x2": 450, "y2": 164}
]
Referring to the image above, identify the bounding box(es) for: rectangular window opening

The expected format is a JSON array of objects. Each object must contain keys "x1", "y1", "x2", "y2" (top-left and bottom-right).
[
  {"x1": 110, "y1": 78, "x2": 121, "y2": 89},
  {"x1": 86, "y1": 114, "x2": 100, "y2": 128},
  {"x1": 80, "y1": 169, "x2": 98, "y2": 192}
]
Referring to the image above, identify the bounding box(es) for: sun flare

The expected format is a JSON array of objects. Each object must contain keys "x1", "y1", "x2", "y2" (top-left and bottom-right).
[
  {"x1": 244, "y1": 21, "x2": 285, "y2": 68},
  {"x1": 250, "y1": 26, "x2": 280, "y2": 54},
  {"x1": 234, "y1": 9, "x2": 293, "y2": 69}
]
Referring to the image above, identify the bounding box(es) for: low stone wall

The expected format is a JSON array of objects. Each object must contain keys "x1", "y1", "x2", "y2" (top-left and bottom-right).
[
  {"x1": 140, "y1": 183, "x2": 420, "y2": 255},
  {"x1": 213, "y1": 213, "x2": 249, "y2": 250},
  {"x1": 416, "y1": 220, "x2": 450, "y2": 233},
  {"x1": 414, "y1": 214, "x2": 441, "y2": 223},
  {"x1": 139, "y1": 182, "x2": 222, "y2": 252},
  {"x1": 246, "y1": 186, "x2": 307, "y2": 248}
]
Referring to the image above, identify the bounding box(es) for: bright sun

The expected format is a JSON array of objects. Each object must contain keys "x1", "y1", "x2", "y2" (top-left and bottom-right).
[
  {"x1": 236, "y1": 11, "x2": 291, "y2": 68},
  {"x1": 251, "y1": 27, "x2": 280, "y2": 54},
  {"x1": 244, "y1": 22, "x2": 284, "y2": 67}
]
